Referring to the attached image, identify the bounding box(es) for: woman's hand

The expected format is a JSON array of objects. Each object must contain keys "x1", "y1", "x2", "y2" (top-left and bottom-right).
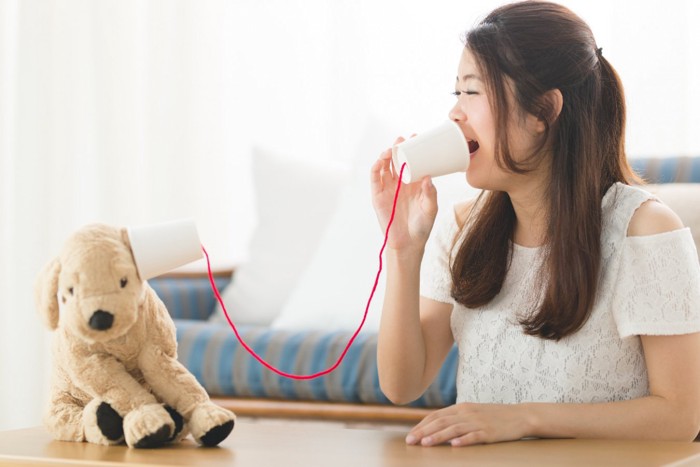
[
  {"x1": 370, "y1": 137, "x2": 438, "y2": 252},
  {"x1": 405, "y1": 403, "x2": 533, "y2": 447}
]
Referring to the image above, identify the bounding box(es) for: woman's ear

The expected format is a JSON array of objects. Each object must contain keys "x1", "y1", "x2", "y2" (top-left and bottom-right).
[
  {"x1": 35, "y1": 258, "x2": 61, "y2": 330},
  {"x1": 533, "y1": 88, "x2": 564, "y2": 133}
]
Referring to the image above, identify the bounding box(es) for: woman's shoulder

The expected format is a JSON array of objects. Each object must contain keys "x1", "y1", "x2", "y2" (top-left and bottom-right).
[
  {"x1": 605, "y1": 182, "x2": 685, "y2": 237},
  {"x1": 627, "y1": 199, "x2": 684, "y2": 237}
]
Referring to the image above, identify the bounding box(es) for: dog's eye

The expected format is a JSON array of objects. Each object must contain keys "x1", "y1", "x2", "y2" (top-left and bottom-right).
[
  {"x1": 68, "y1": 287, "x2": 74, "y2": 296},
  {"x1": 120, "y1": 278, "x2": 128, "y2": 288}
]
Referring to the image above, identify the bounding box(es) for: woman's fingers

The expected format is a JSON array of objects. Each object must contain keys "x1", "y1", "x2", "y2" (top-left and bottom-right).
[
  {"x1": 371, "y1": 163, "x2": 388, "y2": 195},
  {"x1": 406, "y1": 403, "x2": 524, "y2": 448},
  {"x1": 406, "y1": 407, "x2": 450, "y2": 443},
  {"x1": 450, "y1": 430, "x2": 487, "y2": 447},
  {"x1": 420, "y1": 422, "x2": 473, "y2": 446},
  {"x1": 420, "y1": 176, "x2": 438, "y2": 214},
  {"x1": 384, "y1": 139, "x2": 402, "y2": 177},
  {"x1": 371, "y1": 149, "x2": 396, "y2": 195},
  {"x1": 421, "y1": 176, "x2": 435, "y2": 194},
  {"x1": 408, "y1": 417, "x2": 479, "y2": 447},
  {"x1": 370, "y1": 159, "x2": 384, "y2": 194}
]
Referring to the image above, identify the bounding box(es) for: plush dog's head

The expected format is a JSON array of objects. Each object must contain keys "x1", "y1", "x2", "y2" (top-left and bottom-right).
[{"x1": 35, "y1": 224, "x2": 146, "y2": 343}]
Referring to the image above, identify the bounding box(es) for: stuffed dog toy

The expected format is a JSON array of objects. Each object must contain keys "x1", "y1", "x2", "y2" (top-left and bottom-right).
[{"x1": 35, "y1": 223, "x2": 235, "y2": 448}]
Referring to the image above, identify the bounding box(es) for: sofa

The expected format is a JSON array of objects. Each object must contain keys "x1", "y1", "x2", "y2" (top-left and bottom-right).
[{"x1": 149, "y1": 155, "x2": 700, "y2": 425}]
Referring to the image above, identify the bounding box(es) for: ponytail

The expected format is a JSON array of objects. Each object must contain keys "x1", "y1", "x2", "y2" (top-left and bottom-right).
[{"x1": 596, "y1": 52, "x2": 640, "y2": 186}]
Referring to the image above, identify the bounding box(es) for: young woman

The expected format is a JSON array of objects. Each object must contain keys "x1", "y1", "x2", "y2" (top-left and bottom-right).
[{"x1": 370, "y1": 1, "x2": 700, "y2": 447}]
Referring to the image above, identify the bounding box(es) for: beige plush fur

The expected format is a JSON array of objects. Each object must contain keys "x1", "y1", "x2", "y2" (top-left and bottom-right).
[{"x1": 35, "y1": 224, "x2": 235, "y2": 448}]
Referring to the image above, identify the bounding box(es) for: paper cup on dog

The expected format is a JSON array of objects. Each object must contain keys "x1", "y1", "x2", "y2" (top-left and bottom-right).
[
  {"x1": 392, "y1": 120, "x2": 470, "y2": 184},
  {"x1": 127, "y1": 219, "x2": 203, "y2": 280}
]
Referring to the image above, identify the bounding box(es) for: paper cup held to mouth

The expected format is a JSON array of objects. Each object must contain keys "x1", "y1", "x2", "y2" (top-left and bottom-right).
[
  {"x1": 127, "y1": 219, "x2": 203, "y2": 280},
  {"x1": 391, "y1": 120, "x2": 470, "y2": 184}
]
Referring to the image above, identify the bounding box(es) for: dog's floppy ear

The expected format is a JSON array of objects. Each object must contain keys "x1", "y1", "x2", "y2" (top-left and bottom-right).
[
  {"x1": 120, "y1": 227, "x2": 143, "y2": 282},
  {"x1": 35, "y1": 258, "x2": 61, "y2": 330}
]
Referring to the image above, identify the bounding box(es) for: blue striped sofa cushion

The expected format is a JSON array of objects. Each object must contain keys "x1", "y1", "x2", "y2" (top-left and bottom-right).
[
  {"x1": 630, "y1": 156, "x2": 700, "y2": 183},
  {"x1": 172, "y1": 319, "x2": 458, "y2": 408},
  {"x1": 150, "y1": 276, "x2": 229, "y2": 320}
]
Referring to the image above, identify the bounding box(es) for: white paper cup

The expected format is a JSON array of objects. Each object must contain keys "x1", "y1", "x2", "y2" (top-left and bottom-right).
[
  {"x1": 392, "y1": 120, "x2": 470, "y2": 184},
  {"x1": 127, "y1": 219, "x2": 203, "y2": 280}
]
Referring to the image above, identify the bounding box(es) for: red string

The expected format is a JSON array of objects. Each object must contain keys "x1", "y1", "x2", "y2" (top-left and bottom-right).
[{"x1": 203, "y1": 162, "x2": 406, "y2": 380}]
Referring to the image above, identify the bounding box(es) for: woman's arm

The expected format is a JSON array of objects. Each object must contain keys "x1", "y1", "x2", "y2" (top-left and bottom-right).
[
  {"x1": 526, "y1": 332, "x2": 700, "y2": 441},
  {"x1": 377, "y1": 252, "x2": 454, "y2": 404},
  {"x1": 407, "y1": 332, "x2": 700, "y2": 446},
  {"x1": 370, "y1": 141, "x2": 455, "y2": 405},
  {"x1": 378, "y1": 198, "x2": 475, "y2": 404}
]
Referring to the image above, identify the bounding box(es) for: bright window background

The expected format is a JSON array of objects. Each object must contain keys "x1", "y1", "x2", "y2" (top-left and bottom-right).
[{"x1": 1, "y1": 0, "x2": 698, "y2": 430}]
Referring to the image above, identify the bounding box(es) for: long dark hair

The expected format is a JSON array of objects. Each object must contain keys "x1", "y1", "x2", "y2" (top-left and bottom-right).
[{"x1": 451, "y1": 1, "x2": 640, "y2": 340}]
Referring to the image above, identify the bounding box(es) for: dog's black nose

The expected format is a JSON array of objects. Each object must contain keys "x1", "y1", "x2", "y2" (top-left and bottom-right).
[{"x1": 89, "y1": 310, "x2": 114, "y2": 330}]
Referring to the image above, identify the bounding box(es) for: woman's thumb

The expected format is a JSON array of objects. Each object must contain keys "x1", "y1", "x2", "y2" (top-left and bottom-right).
[{"x1": 421, "y1": 176, "x2": 437, "y2": 203}]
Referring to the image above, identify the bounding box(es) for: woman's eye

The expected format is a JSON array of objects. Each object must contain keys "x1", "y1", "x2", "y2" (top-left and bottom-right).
[
  {"x1": 68, "y1": 287, "x2": 74, "y2": 296},
  {"x1": 452, "y1": 90, "x2": 479, "y2": 97},
  {"x1": 120, "y1": 278, "x2": 128, "y2": 288}
]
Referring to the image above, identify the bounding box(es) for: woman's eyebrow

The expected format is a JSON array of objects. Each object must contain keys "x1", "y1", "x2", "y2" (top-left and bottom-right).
[{"x1": 456, "y1": 74, "x2": 482, "y2": 82}]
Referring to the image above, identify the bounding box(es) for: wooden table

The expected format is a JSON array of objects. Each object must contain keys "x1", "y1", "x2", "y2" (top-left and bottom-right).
[{"x1": 1, "y1": 424, "x2": 700, "y2": 466}]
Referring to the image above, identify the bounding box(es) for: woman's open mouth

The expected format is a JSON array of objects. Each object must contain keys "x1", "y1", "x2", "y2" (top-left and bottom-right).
[{"x1": 468, "y1": 139, "x2": 480, "y2": 156}]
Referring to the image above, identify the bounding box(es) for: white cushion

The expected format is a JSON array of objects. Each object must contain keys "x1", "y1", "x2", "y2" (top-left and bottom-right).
[
  {"x1": 270, "y1": 154, "x2": 386, "y2": 332},
  {"x1": 271, "y1": 120, "x2": 477, "y2": 332},
  {"x1": 210, "y1": 147, "x2": 349, "y2": 326}
]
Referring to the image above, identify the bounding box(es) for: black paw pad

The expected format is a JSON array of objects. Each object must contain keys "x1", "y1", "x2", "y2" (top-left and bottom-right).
[
  {"x1": 199, "y1": 420, "x2": 234, "y2": 447},
  {"x1": 164, "y1": 405, "x2": 184, "y2": 441},
  {"x1": 134, "y1": 425, "x2": 171, "y2": 449},
  {"x1": 96, "y1": 402, "x2": 124, "y2": 441}
]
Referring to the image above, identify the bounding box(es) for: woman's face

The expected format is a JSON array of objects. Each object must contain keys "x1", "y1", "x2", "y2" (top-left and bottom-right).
[{"x1": 450, "y1": 48, "x2": 546, "y2": 192}]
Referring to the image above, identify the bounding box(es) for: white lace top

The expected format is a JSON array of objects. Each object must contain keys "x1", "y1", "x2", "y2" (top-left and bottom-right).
[{"x1": 420, "y1": 182, "x2": 700, "y2": 404}]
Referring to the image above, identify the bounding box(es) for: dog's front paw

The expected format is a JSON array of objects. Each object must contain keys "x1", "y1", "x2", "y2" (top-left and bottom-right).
[
  {"x1": 123, "y1": 403, "x2": 174, "y2": 448},
  {"x1": 189, "y1": 403, "x2": 235, "y2": 447},
  {"x1": 83, "y1": 399, "x2": 124, "y2": 445}
]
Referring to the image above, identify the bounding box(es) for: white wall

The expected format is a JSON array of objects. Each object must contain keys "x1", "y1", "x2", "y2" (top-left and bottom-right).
[{"x1": 1, "y1": 0, "x2": 698, "y2": 431}]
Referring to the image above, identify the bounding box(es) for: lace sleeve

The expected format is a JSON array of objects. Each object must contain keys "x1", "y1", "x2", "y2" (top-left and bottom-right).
[
  {"x1": 612, "y1": 227, "x2": 700, "y2": 338},
  {"x1": 420, "y1": 209, "x2": 459, "y2": 304}
]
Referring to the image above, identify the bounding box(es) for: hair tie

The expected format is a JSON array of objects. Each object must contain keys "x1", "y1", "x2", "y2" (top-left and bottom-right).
[{"x1": 596, "y1": 47, "x2": 603, "y2": 57}]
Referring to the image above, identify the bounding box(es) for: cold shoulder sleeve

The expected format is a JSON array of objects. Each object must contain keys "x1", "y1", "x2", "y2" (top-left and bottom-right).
[
  {"x1": 612, "y1": 227, "x2": 700, "y2": 338},
  {"x1": 419, "y1": 208, "x2": 460, "y2": 304}
]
